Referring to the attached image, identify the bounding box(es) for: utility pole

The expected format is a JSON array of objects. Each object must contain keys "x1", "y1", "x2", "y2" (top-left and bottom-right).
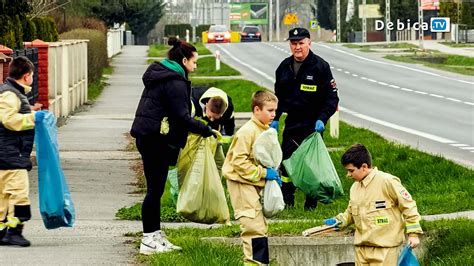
[
  {"x1": 269, "y1": 0, "x2": 273, "y2": 42},
  {"x1": 362, "y1": 0, "x2": 366, "y2": 43},
  {"x1": 385, "y1": 0, "x2": 390, "y2": 43},
  {"x1": 337, "y1": 0, "x2": 341, "y2": 42},
  {"x1": 221, "y1": 0, "x2": 224, "y2": 25},
  {"x1": 192, "y1": 0, "x2": 196, "y2": 42},
  {"x1": 418, "y1": 0, "x2": 424, "y2": 49},
  {"x1": 276, "y1": 0, "x2": 280, "y2": 41}
]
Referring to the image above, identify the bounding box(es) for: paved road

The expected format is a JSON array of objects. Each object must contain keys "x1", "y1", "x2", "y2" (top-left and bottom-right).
[{"x1": 206, "y1": 42, "x2": 474, "y2": 168}]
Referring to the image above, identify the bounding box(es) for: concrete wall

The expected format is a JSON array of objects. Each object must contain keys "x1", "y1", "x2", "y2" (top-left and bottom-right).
[{"x1": 204, "y1": 236, "x2": 355, "y2": 265}]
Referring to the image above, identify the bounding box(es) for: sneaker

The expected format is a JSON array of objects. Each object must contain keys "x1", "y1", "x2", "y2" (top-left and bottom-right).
[
  {"x1": 139, "y1": 233, "x2": 172, "y2": 255},
  {"x1": 155, "y1": 230, "x2": 182, "y2": 251}
]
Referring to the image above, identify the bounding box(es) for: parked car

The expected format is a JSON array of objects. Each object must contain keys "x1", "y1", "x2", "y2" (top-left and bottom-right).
[
  {"x1": 240, "y1": 26, "x2": 262, "y2": 42},
  {"x1": 207, "y1": 25, "x2": 231, "y2": 43}
]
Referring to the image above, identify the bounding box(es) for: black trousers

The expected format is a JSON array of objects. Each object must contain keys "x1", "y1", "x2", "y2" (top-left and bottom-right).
[
  {"x1": 280, "y1": 126, "x2": 319, "y2": 209},
  {"x1": 136, "y1": 135, "x2": 179, "y2": 233}
]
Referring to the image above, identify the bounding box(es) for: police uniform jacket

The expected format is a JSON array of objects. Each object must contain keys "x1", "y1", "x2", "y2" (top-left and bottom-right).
[
  {"x1": 336, "y1": 167, "x2": 423, "y2": 247},
  {"x1": 274, "y1": 50, "x2": 339, "y2": 132},
  {"x1": 130, "y1": 61, "x2": 211, "y2": 148},
  {"x1": 0, "y1": 78, "x2": 36, "y2": 170}
]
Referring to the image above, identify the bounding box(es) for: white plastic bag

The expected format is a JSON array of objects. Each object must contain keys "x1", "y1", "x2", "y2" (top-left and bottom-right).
[
  {"x1": 262, "y1": 180, "x2": 285, "y2": 218},
  {"x1": 253, "y1": 129, "x2": 285, "y2": 217}
]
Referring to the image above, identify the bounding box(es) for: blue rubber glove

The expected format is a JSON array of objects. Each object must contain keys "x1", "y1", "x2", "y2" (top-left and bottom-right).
[
  {"x1": 270, "y1": 121, "x2": 279, "y2": 132},
  {"x1": 35, "y1": 110, "x2": 47, "y2": 124},
  {"x1": 265, "y1": 168, "x2": 282, "y2": 186},
  {"x1": 315, "y1": 120, "x2": 325, "y2": 133},
  {"x1": 324, "y1": 217, "x2": 337, "y2": 226}
]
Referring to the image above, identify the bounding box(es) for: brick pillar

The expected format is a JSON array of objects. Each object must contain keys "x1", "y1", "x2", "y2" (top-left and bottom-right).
[
  {"x1": 24, "y1": 39, "x2": 49, "y2": 109},
  {"x1": 0, "y1": 45, "x2": 13, "y2": 83}
]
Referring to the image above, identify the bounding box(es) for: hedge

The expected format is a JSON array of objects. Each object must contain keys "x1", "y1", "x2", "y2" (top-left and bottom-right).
[
  {"x1": 60, "y1": 29, "x2": 108, "y2": 84},
  {"x1": 164, "y1": 24, "x2": 212, "y2": 40},
  {"x1": 0, "y1": 16, "x2": 58, "y2": 50}
]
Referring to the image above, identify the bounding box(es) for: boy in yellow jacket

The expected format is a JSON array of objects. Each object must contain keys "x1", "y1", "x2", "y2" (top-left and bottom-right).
[
  {"x1": 0, "y1": 56, "x2": 43, "y2": 247},
  {"x1": 325, "y1": 144, "x2": 423, "y2": 265},
  {"x1": 223, "y1": 90, "x2": 281, "y2": 265}
]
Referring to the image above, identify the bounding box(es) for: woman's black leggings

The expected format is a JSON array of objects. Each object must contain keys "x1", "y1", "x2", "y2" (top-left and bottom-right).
[{"x1": 136, "y1": 135, "x2": 179, "y2": 233}]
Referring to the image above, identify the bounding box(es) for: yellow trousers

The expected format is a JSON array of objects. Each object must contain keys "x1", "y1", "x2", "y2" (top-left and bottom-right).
[
  {"x1": 227, "y1": 180, "x2": 269, "y2": 265},
  {"x1": 0, "y1": 170, "x2": 30, "y2": 226},
  {"x1": 355, "y1": 245, "x2": 402, "y2": 266}
]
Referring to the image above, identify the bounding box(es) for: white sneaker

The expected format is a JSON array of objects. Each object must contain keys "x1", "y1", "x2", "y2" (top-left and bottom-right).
[
  {"x1": 155, "y1": 230, "x2": 182, "y2": 251},
  {"x1": 139, "y1": 233, "x2": 172, "y2": 255}
]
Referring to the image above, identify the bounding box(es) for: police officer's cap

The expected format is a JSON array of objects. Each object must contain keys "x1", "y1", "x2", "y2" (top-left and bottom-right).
[{"x1": 286, "y1": 28, "x2": 310, "y2": 41}]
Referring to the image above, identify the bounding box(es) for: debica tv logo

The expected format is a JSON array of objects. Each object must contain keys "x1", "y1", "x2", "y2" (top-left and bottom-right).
[{"x1": 431, "y1": 17, "x2": 450, "y2": 32}]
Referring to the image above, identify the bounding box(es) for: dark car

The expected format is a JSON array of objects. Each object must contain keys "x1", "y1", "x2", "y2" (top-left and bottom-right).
[
  {"x1": 240, "y1": 26, "x2": 262, "y2": 42},
  {"x1": 207, "y1": 25, "x2": 231, "y2": 43}
]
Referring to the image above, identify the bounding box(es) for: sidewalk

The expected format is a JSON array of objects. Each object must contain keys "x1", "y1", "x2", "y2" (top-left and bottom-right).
[
  {"x1": 351, "y1": 40, "x2": 474, "y2": 57},
  {"x1": 407, "y1": 40, "x2": 474, "y2": 57},
  {"x1": 3, "y1": 46, "x2": 149, "y2": 264}
]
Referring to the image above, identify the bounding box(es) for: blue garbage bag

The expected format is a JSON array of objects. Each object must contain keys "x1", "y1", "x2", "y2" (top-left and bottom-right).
[
  {"x1": 35, "y1": 111, "x2": 75, "y2": 229},
  {"x1": 398, "y1": 245, "x2": 420, "y2": 266}
]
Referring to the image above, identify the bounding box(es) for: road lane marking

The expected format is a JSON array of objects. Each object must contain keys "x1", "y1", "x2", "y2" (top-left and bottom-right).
[
  {"x1": 401, "y1": 88, "x2": 413, "y2": 92},
  {"x1": 389, "y1": 85, "x2": 400, "y2": 89},
  {"x1": 215, "y1": 44, "x2": 275, "y2": 83},
  {"x1": 339, "y1": 106, "x2": 456, "y2": 144},
  {"x1": 450, "y1": 143, "x2": 469, "y2": 147},
  {"x1": 378, "y1": 82, "x2": 388, "y2": 86},
  {"x1": 315, "y1": 43, "x2": 474, "y2": 85},
  {"x1": 429, "y1": 93, "x2": 444, "y2": 98},
  {"x1": 459, "y1": 147, "x2": 474, "y2": 150},
  {"x1": 414, "y1": 91, "x2": 428, "y2": 95},
  {"x1": 446, "y1": 97, "x2": 462, "y2": 102}
]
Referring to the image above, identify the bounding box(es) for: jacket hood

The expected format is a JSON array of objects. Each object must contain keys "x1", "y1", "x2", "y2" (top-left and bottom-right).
[
  {"x1": 142, "y1": 61, "x2": 186, "y2": 87},
  {"x1": 199, "y1": 87, "x2": 229, "y2": 111}
]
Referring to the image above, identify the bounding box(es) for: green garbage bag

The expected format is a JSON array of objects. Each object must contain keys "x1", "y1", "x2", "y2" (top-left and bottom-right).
[
  {"x1": 167, "y1": 168, "x2": 179, "y2": 206},
  {"x1": 282, "y1": 132, "x2": 343, "y2": 203},
  {"x1": 176, "y1": 136, "x2": 230, "y2": 224}
]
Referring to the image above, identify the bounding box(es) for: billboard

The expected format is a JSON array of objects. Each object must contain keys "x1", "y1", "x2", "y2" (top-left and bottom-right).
[{"x1": 229, "y1": 3, "x2": 268, "y2": 25}]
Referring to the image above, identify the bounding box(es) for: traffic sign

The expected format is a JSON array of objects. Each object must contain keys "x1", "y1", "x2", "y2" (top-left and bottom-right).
[
  {"x1": 310, "y1": 20, "x2": 319, "y2": 30},
  {"x1": 284, "y1": 13, "x2": 298, "y2": 25}
]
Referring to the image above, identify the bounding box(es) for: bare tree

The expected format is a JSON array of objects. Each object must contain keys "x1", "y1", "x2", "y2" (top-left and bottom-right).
[{"x1": 27, "y1": 0, "x2": 71, "y2": 18}]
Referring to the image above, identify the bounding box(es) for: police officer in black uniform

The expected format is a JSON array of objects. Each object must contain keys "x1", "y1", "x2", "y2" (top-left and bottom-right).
[{"x1": 272, "y1": 27, "x2": 339, "y2": 210}]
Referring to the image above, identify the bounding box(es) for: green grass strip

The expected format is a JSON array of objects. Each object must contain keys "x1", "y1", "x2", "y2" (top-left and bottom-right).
[{"x1": 385, "y1": 54, "x2": 474, "y2": 76}]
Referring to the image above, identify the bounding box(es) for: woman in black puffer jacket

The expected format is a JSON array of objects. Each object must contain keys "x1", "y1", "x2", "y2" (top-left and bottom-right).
[{"x1": 131, "y1": 37, "x2": 214, "y2": 255}]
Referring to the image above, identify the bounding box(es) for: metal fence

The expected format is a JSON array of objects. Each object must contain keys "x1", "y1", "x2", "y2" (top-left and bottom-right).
[{"x1": 13, "y1": 48, "x2": 38, "y2": 105}]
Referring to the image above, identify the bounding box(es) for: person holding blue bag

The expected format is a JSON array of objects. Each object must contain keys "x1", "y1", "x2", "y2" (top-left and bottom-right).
[
  {"x1": 35, "y1": 110, "x2": 75, "y2": 230},
  {"x1": 324, "y1": 144, "x2": 423, "y2": 265},
  {"x1": 0, "y1": 56, "x2": 43, "y2": 247}
]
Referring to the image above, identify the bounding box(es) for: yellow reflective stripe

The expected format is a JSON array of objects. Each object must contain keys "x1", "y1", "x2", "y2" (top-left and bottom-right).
[
  {"x1": 5, "y1": 216, "x2": 21, "y2": 228},
  {"x1": 336, "y1": 213, "x2": 348, "y2": 227},
  {"x1": 281, "y1": 175, "x2": 291, "y2": 183},
  {"x1": 249, "y1": 168, "x2": 261, "y2": 182},
  {"x1": 406, "y1": 222, "x2": 422, "y2": 233},
  {"x1": 22, "y1": 114, "x2": 34, "y2": 130}
]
